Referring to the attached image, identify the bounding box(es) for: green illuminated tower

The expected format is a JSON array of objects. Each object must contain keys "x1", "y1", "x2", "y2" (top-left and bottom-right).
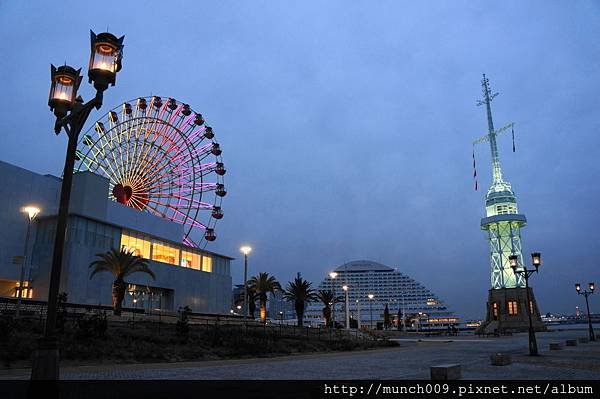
[{"x1": 474, "y1": 75, "x2": 545, "y2": 334}]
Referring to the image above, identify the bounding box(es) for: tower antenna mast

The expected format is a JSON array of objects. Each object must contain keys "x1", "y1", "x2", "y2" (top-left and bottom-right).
[{"x1": 473, "y1": 74, "x2": 514, "y2": 184}]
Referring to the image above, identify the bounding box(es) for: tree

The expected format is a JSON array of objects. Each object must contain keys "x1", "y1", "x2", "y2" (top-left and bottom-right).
[
  {"x1": 89, "y1": 248, "x2": 155, "y2": 315},
  {"x1": 316, "y1": 290, "x2": 342, "y2": 328},
  {"x1": 283, "y1": 276, "x2": 317, "y2": 326},
  {"x1": 383, "y1": 304, "x2": 391, "y2": 330},
  {"x1": 248, "y1": 272, "x2": 281, "y2": 324}
]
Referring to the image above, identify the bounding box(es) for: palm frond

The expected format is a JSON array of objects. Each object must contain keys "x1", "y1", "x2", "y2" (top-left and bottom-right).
[{"x1": 89, "y1": 247, "x2": 155, "y2": 281}]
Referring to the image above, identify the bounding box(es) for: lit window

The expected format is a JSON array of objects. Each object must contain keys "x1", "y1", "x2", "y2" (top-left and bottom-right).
[
  {"x1": 202, "y1": 256, "x2": 212, "y2": 272},
  {"x1": 120, "y1": 232, "x2": 151, "y2": 258},
  {"x1": 152, "y1": 241, "x2": 180, "y2": 265},
  {"x1": 492, "y1": 302, "x2": 498, "y2": 317},
  {"x1": 507, "y1": 300, "x2": 518, "y2": 315},
  {"x1": 13, "y1": 281, "x2": 33, "y2": 299},
  {"x1": 181, "y1": 250, "x2": 201, "y2": 270}
]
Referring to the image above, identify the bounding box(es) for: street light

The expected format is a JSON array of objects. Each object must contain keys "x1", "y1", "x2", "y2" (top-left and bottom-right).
[
  {"x1": 509, "y1": 252, "x2": 542, "y2": 356},
  {"x1": 355, "y1": 299, "x2": 361, "y2": 330},
  {"x1": 368, "y1": 294, "x2": 375, "y2": 329},
  {"x1": 342, "y1": 285, "x2": 350, "y2": 329},
  {"x1": 32, "y1": 30, "x2": 125, "y2": 381},
  {"x1": 575, "y1": 282, "x2": 595, "y2": 341},
  {"x1": 240, "y1": 246, "x2": 252, "y2": 321},
  {"x1": 15, "y1": 206, "x2": 41, "y2": 318},
  {"x1": 329, "y1": 272, "x2": 338, "y2": 328}
]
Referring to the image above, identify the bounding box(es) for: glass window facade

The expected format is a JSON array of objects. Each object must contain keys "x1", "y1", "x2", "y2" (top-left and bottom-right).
[
  {"x1": 181, "y1": 250, "x2": 201, "y2": 270},
  {"x1": 202, "y1": 256, "x2": 213, "y2": 272},
  {"x1": 115, "y1": 229, "x2": 230, "y2": 274},
  {"x1": 120, "y1": 232, "x2": 151, "y2": 258},
  {"x1": 152, "y1": 240, "x2": 180, "y2": 266}
]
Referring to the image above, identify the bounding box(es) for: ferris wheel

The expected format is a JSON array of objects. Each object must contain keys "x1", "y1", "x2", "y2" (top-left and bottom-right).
[{"x1": 74, "y1": 96, "x2": 226, "y2": 247}]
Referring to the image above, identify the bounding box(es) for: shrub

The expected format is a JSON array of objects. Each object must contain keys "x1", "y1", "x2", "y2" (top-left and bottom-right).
[
  {"x1": 176, "y1": 306, "x2": 191, "y2": 338},
  {"x1": 76, "y1": 310, "x2": 108, "y2": 339}
]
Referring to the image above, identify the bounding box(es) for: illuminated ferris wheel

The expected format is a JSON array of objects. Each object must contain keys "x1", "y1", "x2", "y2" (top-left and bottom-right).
[{"x1": 74, "y1": 96, "x2": 226, "y2": 247}]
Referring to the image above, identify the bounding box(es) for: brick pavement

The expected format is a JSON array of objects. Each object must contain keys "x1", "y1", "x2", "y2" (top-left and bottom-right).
[{"x1": 0, "y1": 329, "x2": 598, "y2": 380}]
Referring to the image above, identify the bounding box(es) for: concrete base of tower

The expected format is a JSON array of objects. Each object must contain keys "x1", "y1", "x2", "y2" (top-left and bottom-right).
[{"x1": 476, "y1": 287, "x2": 546, "y2": 335}]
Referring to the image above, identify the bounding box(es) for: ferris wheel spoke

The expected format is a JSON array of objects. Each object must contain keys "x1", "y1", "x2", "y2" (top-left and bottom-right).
[
  {"x1": 149, "y1": 193, "x2": 214, "y2": 209},
  {"x1": 143, "y1": 197, "x2": 207, "y2": 229}
]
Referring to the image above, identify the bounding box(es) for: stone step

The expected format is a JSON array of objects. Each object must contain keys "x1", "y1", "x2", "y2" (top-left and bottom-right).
[
  {"x1": 430, "y1": 364, "x2": 461, "y2": 380},
  {"x1": 490, "y1": 352, "x2": 512, "y2": 366}
]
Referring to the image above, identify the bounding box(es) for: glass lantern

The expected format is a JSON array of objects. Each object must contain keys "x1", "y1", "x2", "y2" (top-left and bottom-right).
[
  {"x1": 48, "y1": 64, "x2": 81, "y2": 118},
  {"x1": 88, "y1": 30, "x2": 124, "y2": 91}
]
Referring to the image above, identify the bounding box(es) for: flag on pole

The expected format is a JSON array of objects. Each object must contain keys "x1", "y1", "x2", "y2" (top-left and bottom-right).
[
  {"x1": 512, "y1": 126, "x2": 516, "y2": 152},
  {"x1": 472, "y1": 147, "x2": 478, "y2": 191}
]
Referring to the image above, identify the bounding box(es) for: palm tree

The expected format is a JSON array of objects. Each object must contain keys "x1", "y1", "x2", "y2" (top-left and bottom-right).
[
  {"x1": 248, "y1": 272, "x2": 281, "y2": 324},
  {"x1": 89, "y1": 247, "x2": 156, "y2": 315},
  {"x1": 283, "y1": 276, "x2": 317, "y2": 326},
  {"x1": 316, "y1": 290, "x2": 342, "y2": 328}
]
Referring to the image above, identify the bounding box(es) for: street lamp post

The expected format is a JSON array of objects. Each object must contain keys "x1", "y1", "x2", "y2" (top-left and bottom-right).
[
  {"x1": 356, "y1": 299, "x2": 361, "y2": 330},
  {"x1": 279, "y1": 311, "x2": 284, "y2": 325},
  {"x1": 15, "y1": 206, "x2": 41, "y2": 318},
  {"x1": 575, "y1": 282, "x2": 595, "y2": 341},
  {"x1": 509, "y1": 252, "x2": 542, "y2": 356},
  {"x1": 329, "y1": 272, "x2": 338, "y2": 328},
  {"x1": 342, "y1": 285, "x2": 349, "y2": 329},
  {"x1": 240, "y1": 246, "x2": 252, "y2": 321},
  {"x1": 368, "y1": 294, "x2": 374, "y2": 329},
  {"x1": 32, "y1": 30, "x2": 124, "y2": 380},
  {"x1": 132, "y1": 293, "x2": 137, "y2": 330}
]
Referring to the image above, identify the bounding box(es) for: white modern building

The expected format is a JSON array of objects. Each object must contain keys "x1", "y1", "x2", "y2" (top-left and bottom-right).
[
  {"x1": 305, "y1": 260, "x2": 458, "y2": 329},
  {"x1": 0, "y1": 160, "x2": 233, "y2": 314}
]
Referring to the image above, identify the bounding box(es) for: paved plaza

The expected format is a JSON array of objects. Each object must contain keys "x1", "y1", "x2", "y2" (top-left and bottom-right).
[{"x1": 1, "y1": 329, "x2": 598, "y2": 380}]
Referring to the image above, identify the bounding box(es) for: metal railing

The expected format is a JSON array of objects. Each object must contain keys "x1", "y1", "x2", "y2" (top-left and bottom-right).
[{"x1": 0, "y1": 296, "x2": 369, "y2": 342}]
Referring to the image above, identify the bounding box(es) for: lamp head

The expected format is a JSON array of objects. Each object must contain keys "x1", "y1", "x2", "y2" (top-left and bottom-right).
[
  {"x1": 240, "y1": 246, "x2": 252, "y2": 255},
  {"x1": 21, "y1": 206, "x2": 41, "y2": 221},
  {"x1": 368, "y1": 294, "x2": 374, "y2": 300},
  {"x1": 575, "y1": 283, "x2": 581, "y2": 293},
  {"x1": 508, "y1": 255, "x2": 519, "y2": 270},
  {"x1": 88, "y1": 31, "x2": 124, "y2": 92},
  {"x1": 590, "y1": 282, "x2": 595, "y2": 293},
  {"x1": 49, "y1": 64, "x2": 82, "y2": 125},
  {"x1": 329, "y1": 272, "x2": 338, "y2": 279},
  {"x1": 342, "y1": 285, "x2": 348, "y2": 291},
  {"x1": 531, "y1": 252, "x2": 542, "y2": 269}
]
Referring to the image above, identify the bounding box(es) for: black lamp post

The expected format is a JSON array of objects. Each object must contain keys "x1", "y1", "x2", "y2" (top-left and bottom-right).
[
  {"x1": 575, "y1": 282, "x2": 595, "y2": 341},
  {"x1": 368, "y1": 294, "x2": 374, "y2": 329},
  {"x1": 31, "y1": 30, "x2": 124, "y2": 380},
  {"x1": 509, "y1": 252, "x2": 542, "y2": 356}
]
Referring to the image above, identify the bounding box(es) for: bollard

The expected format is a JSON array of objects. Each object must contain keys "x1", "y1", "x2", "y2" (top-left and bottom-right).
[
  {"x1": 490, "y1": 353, "x2": 512, "y2": 366},
  {"x1": 549, "y1": 342, "x2": 562, "y2": 350},
  {"x1": 430, "y1": 364, "x2": 461, "y2": 380}
]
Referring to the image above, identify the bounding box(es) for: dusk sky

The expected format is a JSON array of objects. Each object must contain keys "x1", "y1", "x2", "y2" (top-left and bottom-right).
[{"x1": 1, "y1": 1, "x2": 599, "y2": 319}]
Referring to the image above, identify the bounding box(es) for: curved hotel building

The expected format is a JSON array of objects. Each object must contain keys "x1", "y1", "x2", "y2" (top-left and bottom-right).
[{"x1": 305, "y1": 260, "x2": 458, "y2": 329}]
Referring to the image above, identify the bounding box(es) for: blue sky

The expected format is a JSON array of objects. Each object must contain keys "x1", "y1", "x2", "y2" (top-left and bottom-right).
[{"x1": 1, "y1": 1, "x2": 599, "y2": 319}]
